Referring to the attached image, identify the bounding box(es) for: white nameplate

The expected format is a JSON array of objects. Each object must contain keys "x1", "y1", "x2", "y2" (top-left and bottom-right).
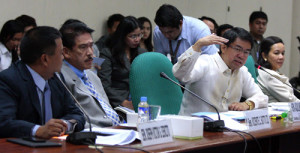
[
  {"x1": 244, "y1": 109, "x2": 270, "y2": 131},
  {"x1": 137, "y1": 119, "x2": 173, "y2": 146},
  {"x1": 289, "y1": 102, "x2": 300, "y2": 122}
]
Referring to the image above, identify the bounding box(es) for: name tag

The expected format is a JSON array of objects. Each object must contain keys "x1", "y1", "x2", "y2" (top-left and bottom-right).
[
  {"x1": 244, "y1": 109, "x2": 270, "y2": 131},
  {"x1": 289, "y1": 102, "x2": 300, "y2": 121},
  {"x1": 137, "y1": 119, "x2": 173, "y2": 146}
]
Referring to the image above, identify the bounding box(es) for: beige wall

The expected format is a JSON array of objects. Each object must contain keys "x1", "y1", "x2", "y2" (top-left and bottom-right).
[
  {"x1": 291, "y1": 0, "x2": 300, "y2": 78},
  {"x1": 0, "y1": 0, "x2": 298, "y2": 77}
]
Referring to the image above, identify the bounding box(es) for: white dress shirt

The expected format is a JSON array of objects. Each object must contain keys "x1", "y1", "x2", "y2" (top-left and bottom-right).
[
  {"x1": 257, "y1": 68, "x2": 300, "y2": 102},
  {"x1": 0, "y1": 42, "x2": 12, "y2": 72},
  {"x1": 173, "y1": 46, "x2": 268, "y2": 115}
]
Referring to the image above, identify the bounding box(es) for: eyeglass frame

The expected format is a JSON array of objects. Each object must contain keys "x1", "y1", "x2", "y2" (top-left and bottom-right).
[
  {"x1": 127, "y1": 33, "x2": 144, "y2": 40},
  {"x1": 228, "y1": 45, "x2": 251, "y2": 56}
]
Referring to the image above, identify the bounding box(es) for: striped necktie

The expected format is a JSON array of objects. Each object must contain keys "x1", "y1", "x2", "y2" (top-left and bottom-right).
[{"x1": 82, "y1": 74, "x2": 120, "y2": 126}]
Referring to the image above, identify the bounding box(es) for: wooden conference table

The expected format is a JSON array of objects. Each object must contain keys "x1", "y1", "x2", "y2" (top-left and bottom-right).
[{"x1": 1, "y1": 119, "x2": 300, "y2": 153}]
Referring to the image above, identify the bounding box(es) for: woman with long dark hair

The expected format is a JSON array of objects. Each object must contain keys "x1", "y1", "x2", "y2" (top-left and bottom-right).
[
  {"x1": 138, "y1": 17, "x2": 153, "y2": 51},
  {"x1": 0, "y1": 20, "x2": 23, "y2": 71},
  {"x1": 99, "y1": 16, "x2": 146, "y2": 109},
  {"x1": 257, "y1": 36, "x2": 299, "y2": 102}
]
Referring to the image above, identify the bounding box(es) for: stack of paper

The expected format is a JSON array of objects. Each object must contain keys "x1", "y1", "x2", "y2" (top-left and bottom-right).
[
  {"x1": 268, "y1": 102, "x2": 289, "y2": 111},
  {"x1": 84, "y1": 128, "x2": 139, "y2": 145}
]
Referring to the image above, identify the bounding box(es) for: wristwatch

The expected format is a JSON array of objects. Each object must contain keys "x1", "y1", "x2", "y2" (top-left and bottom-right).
[{"x1": 245, "y1": 101, "x2": 254, "y2": 110}]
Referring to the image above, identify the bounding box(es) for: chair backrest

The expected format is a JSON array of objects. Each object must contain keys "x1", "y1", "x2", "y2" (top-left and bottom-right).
[
  {"x1": 244, "y1": 55, "x2": 258, "y2": 83},
  {"x1": 129, "y1": 52, "x2": 183, "y2": 115}
]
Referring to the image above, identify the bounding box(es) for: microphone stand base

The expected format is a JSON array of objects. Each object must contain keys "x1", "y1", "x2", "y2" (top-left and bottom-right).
[
  {"x1": 66, "y1": 132, "x2": 97, "y2": 145},
  {"x1": 204, "y1": 120, "x2": 225, "y2": 132}
]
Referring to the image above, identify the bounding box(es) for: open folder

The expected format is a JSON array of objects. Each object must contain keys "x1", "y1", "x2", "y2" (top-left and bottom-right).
[{"x1": 192, "y1": 112, "x2": 248, "y2": 131}]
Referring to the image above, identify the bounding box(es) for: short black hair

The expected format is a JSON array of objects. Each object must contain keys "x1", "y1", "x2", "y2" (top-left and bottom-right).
[
  {"x1": 199, "y1": 16, "x2": 218, "y2": 30},
  {"x1": 249, "y1": 11, "x2": 268, "y2": 23},
  {"x1": 222, "y1": 27, "x2": 253, "y2": 49},
  {"x1": 107, "y1": 14, "x2": 124, "y2": 29},
  {"x1": 216, "y1": 24, "x2": 233, "y2": 36},
  {"x1": 154, "y1": 4, "x2": 183, "y2": 28},
  {"x1": 258, "y1": 36, "x2": 283, "y2": 69},
  {"x1": 20, "y1": 26, "x2": 61, "y2": 64},
  {"x1": 59, "y1": 21, "x2": 94, "y2": 49},
  {"x1": 0, "y1": 20, "x2": 24, "y2": 44},
  {"x1": 62, "y1": 19, "x2": 85, "y2": 26},
  {"x1": 15, "y1": 14, "x2": 37, "y2": 29}
]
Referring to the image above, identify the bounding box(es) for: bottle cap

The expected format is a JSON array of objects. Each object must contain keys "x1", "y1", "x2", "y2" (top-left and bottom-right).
[
  {"x1": 281, "y1": 112, "x2": 288, "y2": 118},
  {"x1": 140, "y1": 96, "x2": 147, "y2": 101}
]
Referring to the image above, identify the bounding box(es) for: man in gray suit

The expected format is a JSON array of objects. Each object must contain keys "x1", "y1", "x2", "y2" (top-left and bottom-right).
[{"x1": 59, "y1": 22, "x2": 121, "y2": 128}]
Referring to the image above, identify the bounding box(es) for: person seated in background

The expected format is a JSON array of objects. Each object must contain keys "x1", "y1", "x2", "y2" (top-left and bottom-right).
[
  {"x1": 216, "y1": 24, "x2": 233, "y2": 37},
  {"x1": 15, "y1": 14, "x2": 37, "y2": 32},
  {"x1": 59, "y1": 21, "x2": 121, "y2": 127},
  {"x1": 199, "y1": 16, "x2": 218, "y2": 34},
  {"x1": 249, "y1": 11, "x2": 268, "y2": 62},
  {"x1": 95, "y1": 13, "x2": 124, "y2": 52},
  {"x1": 98, "y1": 16, "x2": 146, "y2": 109},
  {"x1": 138, "y1": 17, "x2": 153, "y2": 51},
  {"x1": 0, "y1": 20, "x2": 24, "y2": 71},
  {"x1": 173, "y1": 27, "x2": 268, "y2": 115},
  {"x1": 153, "y1": 4, "x2": 218, "y2": 64},
  {"x1": 290, "y1": 72, "x2": 300, "y2": 99},
  {"x1": 257, "y1": 36, "x2": 300, "y2": 102},
  {"x1": 0, "y1": 26, "x2": 85, "y2": 139},
  {"x1": 15, "y1": 15, "x2": 37, "y2": 57}
]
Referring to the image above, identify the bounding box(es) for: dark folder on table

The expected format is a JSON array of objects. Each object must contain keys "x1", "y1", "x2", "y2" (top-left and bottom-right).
[{"x1": 7, "y1": 138, "x2": 62, "y2": 148}]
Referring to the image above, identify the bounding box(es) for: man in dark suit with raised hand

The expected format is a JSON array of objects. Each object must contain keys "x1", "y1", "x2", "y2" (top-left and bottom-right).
[{"x1": 0, "y1": 26, "x2": 85, "y2": 139}]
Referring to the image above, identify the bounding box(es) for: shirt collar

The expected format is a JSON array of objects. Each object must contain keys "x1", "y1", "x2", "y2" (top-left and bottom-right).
[
  {"x1": 213, "y1": 53, "x2": 233, "y2": 75},
  {"x1": 178, "y1": 16, "x2": 188, "y2": 40},
  {"x1": 0, "y1": 42, "x2": 9, "y2": 55},
  {"x1": 64, "y1": 60, "x2": 86, "y2": 79},
  {"x1": 26, "y1": 65, "x2": 47, "y2": 91}
]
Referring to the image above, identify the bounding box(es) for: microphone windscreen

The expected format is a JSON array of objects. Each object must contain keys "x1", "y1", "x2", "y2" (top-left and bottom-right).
[
  {"x1": 160, "y1": 72, "x2": 168, "y2": 79},
  {"x1": 254, "y1": 63, "x2": 264, "y2": 70}
]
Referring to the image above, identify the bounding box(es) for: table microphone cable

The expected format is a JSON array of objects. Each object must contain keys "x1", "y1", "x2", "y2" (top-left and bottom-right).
[
  {"x1": 222, "y1": 127, "x2": 263, "y2": 153},
  {"x1": 87, "y1": 139, "x2": 104, "y2": 153},
  {"x1": 222, "y1": 127, "x2": 247, "y2": 153}
]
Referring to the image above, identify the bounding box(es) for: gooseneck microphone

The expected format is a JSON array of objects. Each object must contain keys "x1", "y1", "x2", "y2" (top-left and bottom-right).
[
  {"x1": 160, "y1": 72, "x2": 225, "y2": 132},
  {"x1": 55, "y1": 72, "x2": 97, "y2": 145},
  {"x1": 255, "y1": 64, "x2": 300, "y2": 93}
]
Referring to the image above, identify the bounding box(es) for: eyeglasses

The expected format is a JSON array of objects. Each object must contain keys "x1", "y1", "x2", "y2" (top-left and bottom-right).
[
  {"x1": 229, "y1": 45, "x2": 251, "y2": 56},
  {"x1": 78, "y1": 42, "x2": 94, "y2": 52},
  {"x1": 127, "y1": 33, "x2": 144, "y2": 40}
]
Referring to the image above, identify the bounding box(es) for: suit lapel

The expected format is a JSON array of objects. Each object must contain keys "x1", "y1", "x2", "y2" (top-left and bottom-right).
[
  {"x1": 62, "y1": 63, "x2": 93, "y2": 97},
  {"x1": 18, "y1": 62, "x2": 43, "y2": 123}
]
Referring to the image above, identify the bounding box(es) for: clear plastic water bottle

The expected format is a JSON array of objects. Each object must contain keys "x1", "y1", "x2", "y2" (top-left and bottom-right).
[
  {"x1": 288, "y1": 109, "x2": 294, "y2": 123},
  {"x1": 138, "y1": 96, "x2": 149, "y2": 123}
]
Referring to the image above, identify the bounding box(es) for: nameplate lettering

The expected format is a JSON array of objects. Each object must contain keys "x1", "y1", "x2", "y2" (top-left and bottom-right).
[
  {"x1": 137, "y1": 119, "x2": 173, "y2": 146},
  {"x1": 289, "y1": 102, "x2": 300, "y2": 122},
  {"x1": 244, "y1": 109, "x2": 270, "y2": 131}
]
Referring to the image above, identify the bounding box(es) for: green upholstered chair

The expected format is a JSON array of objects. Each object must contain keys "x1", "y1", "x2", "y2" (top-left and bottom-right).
[
  {"x1": 129, "y1": 52, "x2": 183, "y2": 115},
  {"x1": 244, "y1": 55, "x2": 258, "y2": 83}
]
